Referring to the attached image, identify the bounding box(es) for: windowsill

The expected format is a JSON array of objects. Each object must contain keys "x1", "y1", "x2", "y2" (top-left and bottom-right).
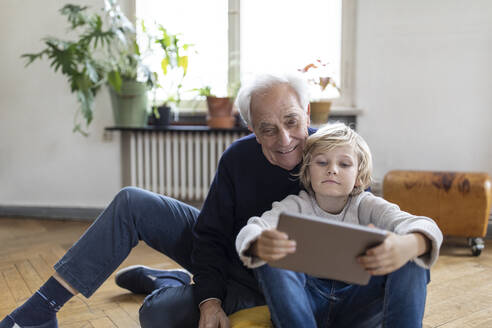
[
  {"x1": 173, "y1": 106, "x2": 363, "y2": 117},
  {"x1": 105, "y1": 125, "x2": 249, "y2": 132},
  {"x1": 329, "y1": 106, "x2": 363, "y2": 116},
  {"x1": 105, "y1": 107, "x2": 362, "y2": 132}
]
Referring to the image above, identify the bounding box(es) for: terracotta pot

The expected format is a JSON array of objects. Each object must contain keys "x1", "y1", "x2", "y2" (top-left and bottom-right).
[
  {"x1": 206, "y1": 96, "x2": 235, "y2": 128},
  {"x1": 309, "y1": 101, "x2": 332, "y2": 125},
  {"x1": 206, "y1": 116, "x2": 236, "y2": 129},
  {"x1": 206, "y1": 96, "x2": 233, "y2": 117}
]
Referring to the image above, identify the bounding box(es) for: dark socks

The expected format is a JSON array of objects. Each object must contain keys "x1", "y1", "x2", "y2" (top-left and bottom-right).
[{"x1": 0, "y1": 276, "x2": 73, "y2": 328}]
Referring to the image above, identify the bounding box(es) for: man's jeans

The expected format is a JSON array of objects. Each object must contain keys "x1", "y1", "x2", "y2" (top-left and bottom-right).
[
  {"x1": 53, "y1": 187, "x2": 264, "y2": 327},
  {"x1": 255, "y1": 262, "x2": 430, "y2": 328}
]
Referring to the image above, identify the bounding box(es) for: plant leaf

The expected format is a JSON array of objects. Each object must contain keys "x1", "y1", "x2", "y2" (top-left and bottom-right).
[
  {"x1": 60, "y1": 4, "x2": 89, "y2": 29},
  {"x1": 178, "y1": 56, "x2": 188, "y2": 75},
  {"x1": 85, "y1": 60, "x2": 99, "y2": 83},
  {"x1": 77, "y1": 89, "x2": 94, "y2": 125},
  {"x1": 161, "y1": 58, "x2": 169, "y2": 75},
  {"x1": 20, "y1": 51, "x2": 46, "y2": 67},
  {"x1": 140, "y1": 20, "x2": 147, "y2": 33},
  {"x1": 107, "y1": 70, "x2": 122, "y2": 92},
  {"x1": 133, "y1": 40, "x2": 140, "y2": 56},
  {"x1": 114, "y1": 28, "x2": 127, "y2": 45}
]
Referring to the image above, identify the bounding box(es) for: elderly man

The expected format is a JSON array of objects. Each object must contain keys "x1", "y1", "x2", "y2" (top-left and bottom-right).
[{"x1": 0, "y1": 73, "x2": 312, "y2": 328}]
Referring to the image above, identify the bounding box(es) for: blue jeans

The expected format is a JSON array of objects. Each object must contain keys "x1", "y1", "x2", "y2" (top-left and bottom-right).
[
  {"x1": 54, "y1": 187, "x2": 265, "y2": 328},
  {"x1": 255, "y1": 262, "x2": 430, "y2": 328}
]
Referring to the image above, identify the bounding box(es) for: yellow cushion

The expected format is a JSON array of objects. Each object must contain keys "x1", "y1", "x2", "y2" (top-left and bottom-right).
[{"x1": 229, "y1": 305, "x2": 272, "y2": 328}]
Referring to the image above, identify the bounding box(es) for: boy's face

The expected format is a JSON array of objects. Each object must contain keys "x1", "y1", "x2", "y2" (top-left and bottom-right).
[{"x1": 309, "y1": 145, "x2": 359, "y2": 199}]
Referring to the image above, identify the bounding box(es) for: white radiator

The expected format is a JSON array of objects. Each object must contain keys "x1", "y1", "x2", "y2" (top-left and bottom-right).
[{"x1": 126, "y1": 130, "x2": 248, "y2": 201}]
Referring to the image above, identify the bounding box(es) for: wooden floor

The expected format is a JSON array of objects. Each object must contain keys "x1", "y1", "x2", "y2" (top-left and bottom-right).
[{"x1": 0, "y1": 217, "x2": 491, "y2": 327}]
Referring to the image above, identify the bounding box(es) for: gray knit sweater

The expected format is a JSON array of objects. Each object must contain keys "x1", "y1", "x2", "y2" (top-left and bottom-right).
[{"x1": 236, "y1": 190, "x2": 443, "y2": 270}]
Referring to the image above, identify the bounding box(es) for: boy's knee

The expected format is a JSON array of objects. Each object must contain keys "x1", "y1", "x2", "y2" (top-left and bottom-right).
[
  {"x1": 254, "y1": 265, "x2": 306, "y2": 290},
  {"x1": 139, "y1": 286, "x2": 199, "y2": 328},
  {"x1": 392, "y1": 261, "x2": 430, "y2": 284}
]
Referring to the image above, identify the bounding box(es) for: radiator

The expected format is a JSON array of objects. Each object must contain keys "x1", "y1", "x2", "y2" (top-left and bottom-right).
[{"x1": 123, "y1": 130, "x2": 249, "y2": 201}]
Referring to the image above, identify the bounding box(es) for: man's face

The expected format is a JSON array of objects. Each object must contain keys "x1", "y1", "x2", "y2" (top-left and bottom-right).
[{"x1": 250, "y1": 84, "x2": 310, "y2": 171}]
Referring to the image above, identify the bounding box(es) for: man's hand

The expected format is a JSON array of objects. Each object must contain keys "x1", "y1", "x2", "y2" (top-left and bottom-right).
[
  {"x1": 251, "y1": 229, "x2": 297, "y2": 262},
  {"x1": 199, "y1": 299, "x2": 230, "y2": 328},
  {"x1": 357, "y1": 231, "x2": 430, "y2": 275}
]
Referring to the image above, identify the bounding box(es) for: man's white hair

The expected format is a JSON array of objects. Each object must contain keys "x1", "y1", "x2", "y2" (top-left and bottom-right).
[{"x1": 235, "y1": 73, "x2": 310, "y2": 127}]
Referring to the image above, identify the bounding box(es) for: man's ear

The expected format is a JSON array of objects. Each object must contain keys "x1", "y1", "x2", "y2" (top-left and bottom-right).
[{"x1": 249, "y1": 125, "x2": 262, "y2": 144}]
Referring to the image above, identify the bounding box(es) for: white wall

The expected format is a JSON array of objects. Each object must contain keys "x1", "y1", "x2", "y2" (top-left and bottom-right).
[
  {"x1": 0, "y1": 0, "x2": 134, "y2": 208},
  {"x1": 2, "y1": 0, "x2": 492, "y2": 209},
  {"x1": 356, "y1": 0, "x2": 492, "y2": 182}
]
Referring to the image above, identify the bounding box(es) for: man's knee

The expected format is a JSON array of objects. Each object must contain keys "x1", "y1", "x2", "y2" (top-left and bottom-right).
[
  {"x1": 139, "y1": 286, "x2": 199, "y2": 328},
  {"x1": 115, "y1": 186, "x2": 146, "y2": 205},
  {"x1": 112, "y1": 187, "x2": 158, "y2": 221}
]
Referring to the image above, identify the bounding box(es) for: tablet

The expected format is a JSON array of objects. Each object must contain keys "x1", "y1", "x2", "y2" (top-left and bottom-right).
[{"x1": 270, "y1": 211, "x2": 388, "y2": 285}]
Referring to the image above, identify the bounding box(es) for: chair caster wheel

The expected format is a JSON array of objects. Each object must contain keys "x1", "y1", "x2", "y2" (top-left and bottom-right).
[{"x1": 468, "y1": 237, "x2": 484, "y2": 257}]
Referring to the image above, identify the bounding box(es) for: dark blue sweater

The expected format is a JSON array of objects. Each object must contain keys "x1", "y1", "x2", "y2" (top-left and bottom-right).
[{"x1": 192, "y1": 130, "x2": 314, "y2": 306}]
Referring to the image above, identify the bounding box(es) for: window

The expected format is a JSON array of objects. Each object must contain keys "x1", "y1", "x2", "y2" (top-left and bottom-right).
[{"x1": 135, "y1": 0, "x2": 355, "y2": 110}]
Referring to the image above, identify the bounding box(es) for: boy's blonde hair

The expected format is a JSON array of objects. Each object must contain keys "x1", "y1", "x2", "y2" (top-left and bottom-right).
[{"x1": 299, "y1": 123, "x2": 373, "y2": 196}]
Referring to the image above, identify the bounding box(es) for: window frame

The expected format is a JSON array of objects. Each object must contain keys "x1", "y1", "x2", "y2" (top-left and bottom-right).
[{"x1": 129, "y1": 0, "x2": 356, "y2": 110}]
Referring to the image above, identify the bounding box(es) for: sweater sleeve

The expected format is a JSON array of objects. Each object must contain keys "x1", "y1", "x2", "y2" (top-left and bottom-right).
[
  {"x1": 191, "y1": 157, "x2": 237, "y2": 307},
  {"x1": 358, "y1": 193, "x2": 443, "y2": 268},
  {"x1": 235, "y1": 194, "x2": 304, "y2": 268}
]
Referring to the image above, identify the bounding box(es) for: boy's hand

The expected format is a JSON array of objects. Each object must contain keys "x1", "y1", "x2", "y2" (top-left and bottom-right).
[
  {"x1": 250, "y1": 229, "x2": 297, "y2": 262},
  {"x1": 357, "y1": 230, "x2": 430, "y2": 275}
]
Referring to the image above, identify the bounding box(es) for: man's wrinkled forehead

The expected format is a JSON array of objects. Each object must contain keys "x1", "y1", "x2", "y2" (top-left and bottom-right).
[{"x1": 250, "y1": 84, "x2": 303, "y2": 118}]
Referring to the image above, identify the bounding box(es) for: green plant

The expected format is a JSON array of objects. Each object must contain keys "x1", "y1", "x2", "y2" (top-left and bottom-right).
[
  {"x1": 193, "y1": 85, "x2": 213, "y2": 97},
  {"x1": 156, "y1": 26, "x2": 192, "y2": 105},
  {"x1": 190, "y1": 83, "x2": 240, "y2": 117},
  {"x1": 140, "y1": 21, "x2": 193, "y2": 116},
  {"x1": 193, "y1": 82, "x2": 240, "y2": 100},
  {"x1": 21, "y1": 1, "x2": 154, "y2": 135}
]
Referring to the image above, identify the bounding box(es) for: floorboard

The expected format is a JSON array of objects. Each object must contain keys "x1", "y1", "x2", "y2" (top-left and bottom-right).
[{"x1": 0, "y1": 217, "x2": 490, "y2": 327}]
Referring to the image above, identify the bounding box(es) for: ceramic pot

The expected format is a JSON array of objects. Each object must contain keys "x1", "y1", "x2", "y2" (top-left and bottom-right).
[
  {"x1": 152, "y1": 105, "x2": 171, "y2": 126},
  {"x1": 109, "y1": 81, "x2": 148, "y2": 127},
  {"x1": 206, "y1": 96, "x2": 235, "y2": 128},
  {"x1": 309, "y1": 101, "x2": 332, "y2": 125},
  {"x1": 206, "y1": 116, "x2": 236, "y2": 129}
]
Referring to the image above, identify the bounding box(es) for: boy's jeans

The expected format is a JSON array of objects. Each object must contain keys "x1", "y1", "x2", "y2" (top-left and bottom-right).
[
  {"x1": 255, "y1": 262, "x2": 430, "y2": 328},
  {"x1": 54, "y1": 187, "x2": 264, "y2": 328}
]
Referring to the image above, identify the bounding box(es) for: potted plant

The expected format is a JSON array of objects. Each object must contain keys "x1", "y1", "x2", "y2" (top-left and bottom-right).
[
  {"x1": 143, "y1": 23, "x2": 193, "y2": 126},
  {"x1": 298, "y1": 59, "x2": 340, "y2": 125},
  {"x1": 21, "y1": 1, "x2": 155, "y2": 135},
  {"x1": 195, "y1": 83, "x2": 240, "y2": 129}
]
